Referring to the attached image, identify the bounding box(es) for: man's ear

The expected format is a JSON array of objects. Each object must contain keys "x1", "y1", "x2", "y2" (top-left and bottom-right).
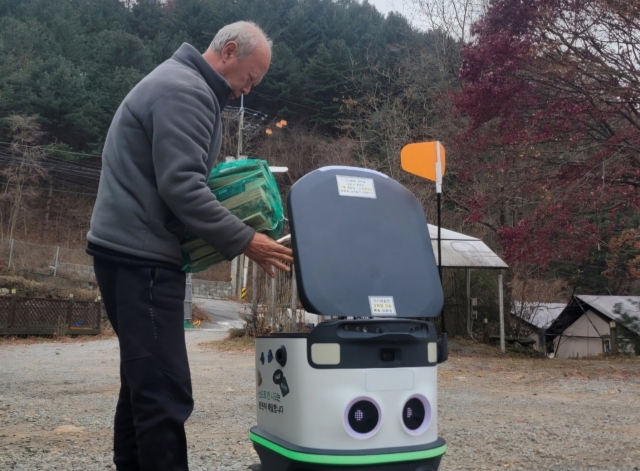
[{"x1": 222, "y1": 41, "x2": 238, "y2": 62}]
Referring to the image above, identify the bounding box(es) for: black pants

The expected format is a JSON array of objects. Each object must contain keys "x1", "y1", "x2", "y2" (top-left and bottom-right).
[{"x1": 94, "y1": 258, "x2": 192, "y2": 471}]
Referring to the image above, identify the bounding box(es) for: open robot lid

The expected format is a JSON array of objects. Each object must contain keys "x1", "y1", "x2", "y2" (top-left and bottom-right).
[{"x1": 288, "y1": 166, "x2": 444, "y2": 318}]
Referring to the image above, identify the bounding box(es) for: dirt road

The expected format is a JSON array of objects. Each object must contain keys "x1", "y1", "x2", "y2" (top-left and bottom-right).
[{"x1": 0, "y1": 334, "x2": 638, "y2": 471}]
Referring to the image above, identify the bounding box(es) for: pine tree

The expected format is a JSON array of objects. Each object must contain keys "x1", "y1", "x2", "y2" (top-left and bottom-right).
[{"x1": 300, "y1": 40, "x2": 351, "y2": 127}]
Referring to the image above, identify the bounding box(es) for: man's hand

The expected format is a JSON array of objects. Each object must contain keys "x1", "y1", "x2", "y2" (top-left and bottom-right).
[{"x1": 243, "y1": 232, "x2": 294, "y2": 278}]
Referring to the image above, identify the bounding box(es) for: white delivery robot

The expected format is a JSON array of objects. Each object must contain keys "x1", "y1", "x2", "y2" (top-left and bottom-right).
[{"x1": 251, "y1": 166, "x2": 448, "y2": 471}]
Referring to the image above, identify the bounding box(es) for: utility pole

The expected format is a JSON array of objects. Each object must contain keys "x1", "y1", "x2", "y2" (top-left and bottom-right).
[
  {"x1": 231, "y1": 94, "x2": 245, "y2": 295},
  {"x1": 237, "y1": 94, "x2": 245, "y2": 159}
]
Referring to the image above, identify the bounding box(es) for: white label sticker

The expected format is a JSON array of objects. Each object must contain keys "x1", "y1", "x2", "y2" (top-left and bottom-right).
[
  {"x1": 336, "y1": 175, "x2": 377, "y2": 199},
  {"x1": 369, "y1": 296, "x2": 397, "y2": 316}
]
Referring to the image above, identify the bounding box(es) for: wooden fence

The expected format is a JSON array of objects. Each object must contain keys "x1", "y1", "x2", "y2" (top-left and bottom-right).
[{"x1": 0, "y1": 295, "x2": 101, "y2": 336}]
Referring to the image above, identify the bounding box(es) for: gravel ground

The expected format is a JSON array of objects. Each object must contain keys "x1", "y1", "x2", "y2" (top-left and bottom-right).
[{"x1": 1, "y1": 334, "x2": 639, "y2": 471}]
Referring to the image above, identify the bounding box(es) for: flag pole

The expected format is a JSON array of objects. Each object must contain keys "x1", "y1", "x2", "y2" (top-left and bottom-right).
[{"x1": 435, "y1": 141, "x2": 446, "y2": 334}]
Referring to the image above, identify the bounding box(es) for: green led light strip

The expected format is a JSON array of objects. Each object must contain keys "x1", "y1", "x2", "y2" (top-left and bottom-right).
[{"x1": 249, "y1": 432, "x2": 446, "y2": 465}]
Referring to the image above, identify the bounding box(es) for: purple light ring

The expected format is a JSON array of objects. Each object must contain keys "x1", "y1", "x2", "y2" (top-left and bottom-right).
[
  {"x1": 343, "y1": 396, "x2": 382, "y2": 439},
  {"x1": 401, "y1": 394, "x2": 432, "y2": 436}
]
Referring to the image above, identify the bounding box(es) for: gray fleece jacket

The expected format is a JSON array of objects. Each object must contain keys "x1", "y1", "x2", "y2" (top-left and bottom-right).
[{"x1": 87, "y1": 43, "x2": 255, "y2": 266}]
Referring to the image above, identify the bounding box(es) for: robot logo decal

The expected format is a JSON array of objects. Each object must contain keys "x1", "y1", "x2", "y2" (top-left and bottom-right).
[
  {"x1": 273, "y1": 369, "x2": 284, "y2": 384},
  {"x1": 260, "y1": 352, "x2": 265, "y2": 365},
  {"x1": 273, "y1": 369, "x2": 290, "y2": 397},
  {"x1": 279, "y1": 378, "x2": 290, "y2": 397},
  {"x1": 257, "y1": 370, "x2": 262, "y2": 387},
  {"x1": 267, "y1": 350, "x2": 274, "y2": 363}
]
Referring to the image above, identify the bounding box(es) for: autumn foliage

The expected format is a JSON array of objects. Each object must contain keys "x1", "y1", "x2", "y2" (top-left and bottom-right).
[
  {"x1": 605, "y1": 228, "x2": 640, "y2": 287},
  {"x1": 453, "y1": 0, "x2": 640, "y2": 269}
]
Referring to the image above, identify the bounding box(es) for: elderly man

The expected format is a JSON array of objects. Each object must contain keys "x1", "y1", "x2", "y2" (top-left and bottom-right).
[{"x1": 87, "y1": 22, "x2": 292, "y2": 471}]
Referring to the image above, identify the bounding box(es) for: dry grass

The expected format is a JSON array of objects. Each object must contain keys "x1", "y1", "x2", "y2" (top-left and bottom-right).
[
  {"x1": 0, "y1": 316, "x2": 116, "y2": 345},
  {"x1": 191, "y1": 304, "x2": 210, "y2": 323},
  {"x1": 442, "y1": 353, "x2": 640, "y2": 384},
  {"x1": 203, "y1": 332, "x2": 255, "y2": 352},
  {"x1": 0, "y1": 273, "x2": 96, "y2": 301},
  {"x1": 0, "y1": 330, "x2": 115, "y2": 345}
]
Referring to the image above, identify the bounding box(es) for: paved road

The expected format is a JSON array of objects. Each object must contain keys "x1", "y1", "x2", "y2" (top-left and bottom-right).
[{"x1": 192, "y1": 298, "x2": 246, "y2": 331}]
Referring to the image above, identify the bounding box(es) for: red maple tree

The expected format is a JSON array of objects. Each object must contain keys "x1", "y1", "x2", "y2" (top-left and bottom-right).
[{"x1": 451, "y1": 0, "x2": 640, "y2": 267}]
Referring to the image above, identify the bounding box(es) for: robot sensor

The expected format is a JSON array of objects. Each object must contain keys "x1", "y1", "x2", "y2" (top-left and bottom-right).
[
  {"x1": 344, "y1": 397, "x2": 381, "y2": 439},
  {"x1": 402, "y1": 395, "x2": 432, "y2": 435}
]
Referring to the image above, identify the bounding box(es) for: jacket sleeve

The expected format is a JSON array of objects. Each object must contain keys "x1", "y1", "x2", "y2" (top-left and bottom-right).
[{"x1": 145, "y1": 84, "x2": 255, "y2": 260}]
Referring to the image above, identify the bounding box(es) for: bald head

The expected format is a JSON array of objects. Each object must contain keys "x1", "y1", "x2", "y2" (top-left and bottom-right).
[
  {"x1": 210, "y1": 21, "x2": 272, "y2": 59},
  {"x1": 203, "y1": 21, "x2": 272, "y2": 99}
]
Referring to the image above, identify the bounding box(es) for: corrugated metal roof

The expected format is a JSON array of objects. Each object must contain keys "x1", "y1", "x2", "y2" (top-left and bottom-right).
[
  {"x1": 428, "y1": 225, "x2": 478, "y2": 241},
  {"x1": 512, "y1": 302, "x2": 566, "y2": 329},
  {"x1": 576, "y1": 295, "x2": 640, "y2": 335},
  {"x1": 281, "y1": 226, "x2": 507, "y2": 269},
  {"x1": 428, "y1": 225, "x2": 508, "y2": 269}
]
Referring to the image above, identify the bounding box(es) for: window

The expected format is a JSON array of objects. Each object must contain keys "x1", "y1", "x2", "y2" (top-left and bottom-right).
[{"x1": 603, "y1": 338, "x2": 611, "y2": 353}]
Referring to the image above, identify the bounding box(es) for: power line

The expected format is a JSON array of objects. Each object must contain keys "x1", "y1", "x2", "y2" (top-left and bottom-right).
[
  {"x1": 0, "y1": 146, "x2": 103, "y2": 171},
  {"x1": 0, "y1": 142, "x2": 103, "y2": 166},
  {"x1": 226, "y1": 105, "x2": 271, "y2": 120},
  {"x1": 251, "y1": 90, "x2": 339, "y2": 116},
  {"x1": 0, "y1": 141, "x2": 103, "y2": 159},
  {"x1": 0, "y1": 151, "x2": 98, "y2": 177},
  {"x1": 0, "y1": 153, "x2": 101, "y2": 180},
  {"x1": 0, "y1": 181, "x2": 97, "y2": 197},
  {"x1": 226, "y1": 102, "x2": 342, "y2": 141}
]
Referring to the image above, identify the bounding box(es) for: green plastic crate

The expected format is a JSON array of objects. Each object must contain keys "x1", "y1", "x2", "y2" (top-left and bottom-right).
[{"x1": 181, "y1": 159, "x2": 284, "y2": 273}]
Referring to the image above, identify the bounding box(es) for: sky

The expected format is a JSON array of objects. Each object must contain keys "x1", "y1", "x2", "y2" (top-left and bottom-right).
[
  {"x1": 366, "y1": 0, "x2": 413, "y2": 18},
  {"x1": 365, "y1": 0, "x2": 423, "y2": 28}
]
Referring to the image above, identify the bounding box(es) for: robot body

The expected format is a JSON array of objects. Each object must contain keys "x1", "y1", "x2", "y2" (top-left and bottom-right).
[{"x1": 252, "y1": 320, "x2": 445, "y2": 471}]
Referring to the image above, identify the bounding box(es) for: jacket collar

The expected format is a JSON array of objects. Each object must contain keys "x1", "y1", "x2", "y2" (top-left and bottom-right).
[{"x1": 172, "y1": 43, "x2": 232, "y2": 109}]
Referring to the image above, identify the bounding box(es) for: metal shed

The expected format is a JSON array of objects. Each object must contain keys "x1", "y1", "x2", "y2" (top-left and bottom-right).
[
  {"x1": 427, "y1": 225, "x2": 509, "y2": 351},
  {"x1": 428, "y1": 225, "x2": 508, "y2": 269},
  {"x1": 265, "y1": 226, "x2": 509, "y2": 350}
]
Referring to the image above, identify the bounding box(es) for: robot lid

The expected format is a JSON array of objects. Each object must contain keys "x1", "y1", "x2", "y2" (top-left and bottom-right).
[{"x1": 288, "y1": 166, "x2": 443, "y2": 318}]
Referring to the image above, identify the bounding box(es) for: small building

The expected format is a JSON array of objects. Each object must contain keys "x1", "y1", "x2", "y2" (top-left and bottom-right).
[
  {"x1": 546, "y1": 295, "x2": 640, "y2": 358},
  {"x1": 511, "y1": 302, "x2": 566, "y2": 352}
]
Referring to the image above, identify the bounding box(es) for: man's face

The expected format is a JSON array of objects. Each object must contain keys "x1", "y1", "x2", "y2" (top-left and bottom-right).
[{"x1": 219, "y1": 40, "x2": 271, "y2": 99}]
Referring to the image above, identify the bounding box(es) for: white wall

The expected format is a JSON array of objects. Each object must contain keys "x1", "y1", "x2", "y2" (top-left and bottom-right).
[
  {"x1": 192, "y1": 279, "x2": 231, "y2": 299},
  {"x1": 553, "y1": 310, "x2": 610, "y2": 358}
]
